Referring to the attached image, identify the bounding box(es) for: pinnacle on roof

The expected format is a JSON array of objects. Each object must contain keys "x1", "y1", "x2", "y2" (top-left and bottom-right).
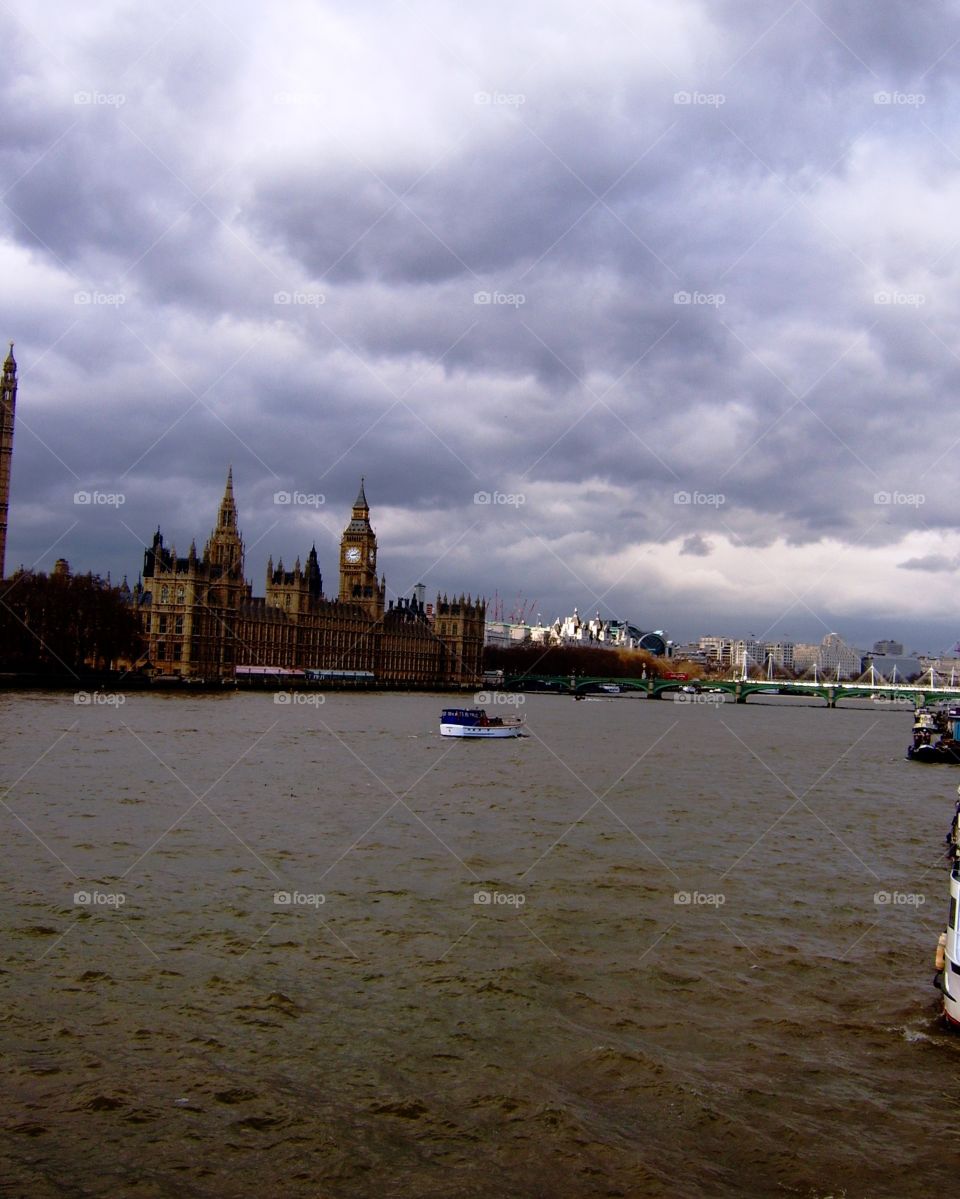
[{"x1": 353, "y1": 476, "x2": 368, "y2": 510}]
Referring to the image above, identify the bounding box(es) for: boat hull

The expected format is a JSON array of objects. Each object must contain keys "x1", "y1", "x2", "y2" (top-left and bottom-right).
[
  {"x1": 440, "y1": 723, "x2": 523, "y2": 738},
  {"x1": 907, "y1": 743, "x2": 960, "y2": 764},
  {"x1": 937, "y1": 812, "x2": 960, "y2": 1024}
]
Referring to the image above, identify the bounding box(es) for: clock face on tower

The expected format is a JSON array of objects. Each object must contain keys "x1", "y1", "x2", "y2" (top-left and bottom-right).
[
  {"x1": 345, "y1": 546, "x2": 361, "y2": 564},
  {"x1": 368, "y1": 549, "x2": 376, "y2": 566}
]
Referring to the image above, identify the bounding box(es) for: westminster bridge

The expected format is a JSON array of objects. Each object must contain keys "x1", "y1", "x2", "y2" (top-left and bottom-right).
[{"x1": 497, "y1": 675, "x2": 960, "y2": 708}]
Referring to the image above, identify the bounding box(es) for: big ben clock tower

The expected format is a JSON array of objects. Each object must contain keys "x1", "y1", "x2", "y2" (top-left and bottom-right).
[{"x1": 339, "y1": 478, "x2": 385, "y2": 617}]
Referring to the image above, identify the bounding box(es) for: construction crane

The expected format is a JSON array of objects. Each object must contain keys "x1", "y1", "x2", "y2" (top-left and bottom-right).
[{"x1": 508, "y1": 594, "x2": 537, "y2": 624}]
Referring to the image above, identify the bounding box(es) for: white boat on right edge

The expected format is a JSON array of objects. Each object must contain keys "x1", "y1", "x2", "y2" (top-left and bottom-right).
[{"x1": 934, "y1": 787, "x2": 960, "y2": 1025}]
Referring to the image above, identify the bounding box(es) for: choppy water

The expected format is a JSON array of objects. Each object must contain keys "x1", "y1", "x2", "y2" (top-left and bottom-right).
[{"x1": 1, "y1": 689, "x2": 957, "y2": 1198}]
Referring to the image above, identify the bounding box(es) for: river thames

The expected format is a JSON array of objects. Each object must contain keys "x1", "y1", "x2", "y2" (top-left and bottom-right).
[{"x1": 0, "y1": 689, "x2": 957, "y2": 1197}]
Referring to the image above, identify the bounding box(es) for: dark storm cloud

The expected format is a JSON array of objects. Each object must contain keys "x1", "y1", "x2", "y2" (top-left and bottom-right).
[
  {"x1": 2, "y1": 0, "x2": 960, "y2": 644},
  {"x1": 680, "y1": 534, "x2": 712, "y2": 558}
]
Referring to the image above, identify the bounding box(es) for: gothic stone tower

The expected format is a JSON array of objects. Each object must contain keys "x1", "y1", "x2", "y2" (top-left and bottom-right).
[
  {"x1": 139, "y1": 468, "x2": 251, "y2": 677},
  {"x1": 339, "y1": 478, "x2": 385, "y2": 618},
  {"x1": 0, "y1": 343, "x2": 16, "y2": 579},
  {"x1": 435, "y1": 593, "x2": 486, "y2": 685},
  {"x1": 266, "y1": 545, "x2": 323, "y2": 614},
  {"x1": 204, "y1": 466, "x2": 245, "y2": 584}
]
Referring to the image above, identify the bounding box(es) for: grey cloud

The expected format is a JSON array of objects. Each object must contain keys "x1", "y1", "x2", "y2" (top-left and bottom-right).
[
  {"x1": 898, "y1": 554, "x2": 958, "y2": 573},
  {"x1": 680, "y1": 534, "x2": 713, "y2": 557}
]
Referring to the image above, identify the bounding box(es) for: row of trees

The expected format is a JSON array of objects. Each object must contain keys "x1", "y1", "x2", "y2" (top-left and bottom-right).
[{"x1": 0, "y1": 570, "x2": 143, "y2": 675}]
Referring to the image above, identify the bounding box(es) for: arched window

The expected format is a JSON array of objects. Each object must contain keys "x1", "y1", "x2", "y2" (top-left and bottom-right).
[
  {"x1": 160, "y1": 585, "x2": 169, "y2": 603},
  {"x1": 176, "y1": 586, "x2": 185, "y2": 603}
]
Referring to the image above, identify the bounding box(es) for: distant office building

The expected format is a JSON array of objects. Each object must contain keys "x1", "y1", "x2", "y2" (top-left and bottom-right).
[
  {"x1": 762, "y1": 641, "x2": 795, "y2": 671},
  {"x1": 485, "y1": 620, "x2": 525, "y2": 648},
  {"x1": 732, "y1": 639, "x2": 764, "y2": 673},
  {"x1": 792, "y1": 643, "x2": 820, "y2": 673},
  {"x1": 699, "y1": 636, "x2": 734, "y2": 669},
  {"x1": 819, "y1": 633, "x2": 863, "y2": 680},
  {"x1": 920, "y1": 656, "x2": 960, "y2": 681},
  {"x1": 866, "y1": 654, "x2": 922, "y2": 681},
  {"x1": 873, "y1": 639, "x2": 903, "y2": 656}
]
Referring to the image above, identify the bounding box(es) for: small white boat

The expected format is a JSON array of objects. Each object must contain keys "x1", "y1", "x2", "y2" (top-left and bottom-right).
[
  {"x1": 935, "y1": 790, "x2": 960, "y2": 1025},
  {"x1": 440, "y1": 707, "x2": 525, "y2": 738}
]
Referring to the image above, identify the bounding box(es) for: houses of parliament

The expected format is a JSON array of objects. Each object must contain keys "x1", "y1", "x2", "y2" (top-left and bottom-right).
[
  {"x1": 0, "y1": 349, "x2": 484, "y2": 686},
  {"x1": 133, "y1": 471, "x2": 486, "y2": 686}
]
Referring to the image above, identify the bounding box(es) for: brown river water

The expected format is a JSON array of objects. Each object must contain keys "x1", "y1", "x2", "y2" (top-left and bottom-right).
[{"x1": 0, "y1": 689, "x2": 958, "y2": 1198}]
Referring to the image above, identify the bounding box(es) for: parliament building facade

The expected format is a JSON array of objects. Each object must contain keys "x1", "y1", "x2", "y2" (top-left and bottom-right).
[{"x1": 134, "y1": 472, "x2": 485, "y2": 687}]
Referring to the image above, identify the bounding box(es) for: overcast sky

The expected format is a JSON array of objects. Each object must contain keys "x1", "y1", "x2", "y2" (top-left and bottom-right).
[{"x1": 3, "y1": 0, "x2": 960, "y2": 652}]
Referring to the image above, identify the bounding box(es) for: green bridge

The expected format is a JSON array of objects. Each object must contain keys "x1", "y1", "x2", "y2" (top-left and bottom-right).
[{"x1": 499, "y1": 675, "x2": 960, "y2": 708}]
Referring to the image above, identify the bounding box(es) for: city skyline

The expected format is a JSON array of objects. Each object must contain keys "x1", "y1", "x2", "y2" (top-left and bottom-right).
[{"x1": 3, "y1": 3, "x2": 960, "y2": 652}]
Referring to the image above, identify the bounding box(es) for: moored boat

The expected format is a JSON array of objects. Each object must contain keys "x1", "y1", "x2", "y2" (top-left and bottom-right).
[
  {"x1": 440, "y1": 707, "x2": 525, "y2": 738},
  {"x1": 934, "y1": 791, "x2": 960, "y2": 1025},
  {"x1": 907, "y1": 706, "x2": 960, "y2": 764}
]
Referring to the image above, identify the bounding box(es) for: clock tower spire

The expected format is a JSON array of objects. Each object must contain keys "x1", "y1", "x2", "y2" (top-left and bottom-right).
[{"x1": 339, "y1": 477, "x2": 384, "y2": 616}]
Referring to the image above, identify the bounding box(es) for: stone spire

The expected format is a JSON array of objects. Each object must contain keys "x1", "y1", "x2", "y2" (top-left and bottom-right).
[
  {"x1": 217, "y1": 466, "x2": 237, "y2": 530},
  {"x1": 204, "y1": 466, "x2": 244, "y2": 575}
]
